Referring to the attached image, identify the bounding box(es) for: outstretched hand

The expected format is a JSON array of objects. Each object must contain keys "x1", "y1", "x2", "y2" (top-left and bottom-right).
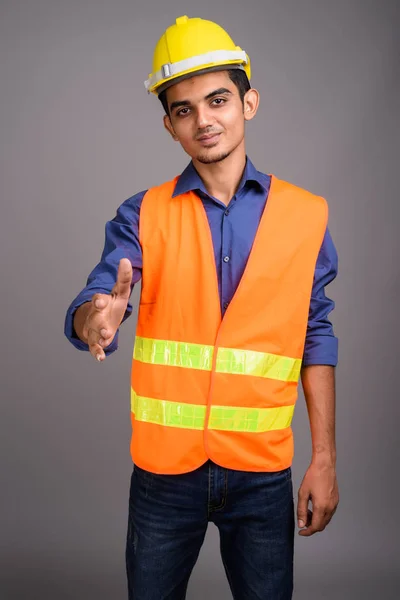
[{"x1": 83, "y1": 258, "x2": 133, "y2": 361}]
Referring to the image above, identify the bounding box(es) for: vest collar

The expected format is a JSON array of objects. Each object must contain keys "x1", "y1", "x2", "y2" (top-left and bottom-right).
[{"x1": 172, "y1": 156, "x2": 270, "y2": 198}]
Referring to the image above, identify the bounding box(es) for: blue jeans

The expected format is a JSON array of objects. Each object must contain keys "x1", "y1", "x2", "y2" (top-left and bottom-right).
[{"x1": 125, "y1": 459, "x2": 294, "y2": 599}]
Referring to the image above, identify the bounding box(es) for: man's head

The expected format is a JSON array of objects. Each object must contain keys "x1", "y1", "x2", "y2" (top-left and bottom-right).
[
  {"x1": 144, "y1": 15, "x2": 258, "y2": 164},
  {"x1": 160, "y1": 69, "x2": 259, "y2": 165}
]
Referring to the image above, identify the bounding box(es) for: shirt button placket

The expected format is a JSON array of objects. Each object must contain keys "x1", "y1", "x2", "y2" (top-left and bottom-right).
[{"x1": 221, "y1": 204, "x2": 231, "y2": 314}]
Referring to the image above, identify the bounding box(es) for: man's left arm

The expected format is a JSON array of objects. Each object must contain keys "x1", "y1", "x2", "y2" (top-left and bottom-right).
[
  {"x1": 297, "y1": 364, "x2": 339, "y2": 536},
  {"x1": 297, "y1": 226, "x2": 339, "y2": 536}
]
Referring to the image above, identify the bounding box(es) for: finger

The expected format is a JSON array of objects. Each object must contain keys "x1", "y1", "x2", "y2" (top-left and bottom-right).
[
  {"x1": 113, "y1": 258, "x2": 133, "y2": 300},
  {"x1": 94, "y1": 345, "x2": 106, "y2": 361},
  {"x1": 87, "y1": 328, "x2": 106, "y2": 362},
  {"x1": 298, "y1": 510, "x2": 314, "y2": 537},
  {"x1": 92, "y1": 293, "x2": 109, "y2": 311},
  {"x1": 323, "y1": 513, "x2": 334, "y2": 529},
  {"x1": 99, "y1": 334, "x2": 115, "y2": 349},
  {"x1": 322, "y1": 505, "x2": 337, "y2": 529},
  {"x1": 305, "y1": 508, "x2": 313, "y2": 527},
  {"x1": 91, "y1": 322, "x2": 115, "y2": 348},
  {"x1": 90, "y1": 342, "x2": 105, "y2": 362},
  {"x1": 87, "y1": 323, "x2": 114, "y2": 351},
  {"x1": 311, "y1": 506, "x2": 326, "y2": 532},
  {"x1": 297, "y1": 488, "x2": 309, "y2": 529},
  {"x1": 299, "y1": 507, "x2": 325, "y2": 536}
]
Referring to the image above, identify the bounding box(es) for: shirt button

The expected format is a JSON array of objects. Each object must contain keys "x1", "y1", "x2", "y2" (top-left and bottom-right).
[
  {"x1": 223, "y1": 302, "x2": 229, "y2": 309},
  {"x1": 225, "y1": 209, "x2": 229, "y2": 216},
  {"x1": 223, "y1": 256, "x2": 230, "y2": 263}
]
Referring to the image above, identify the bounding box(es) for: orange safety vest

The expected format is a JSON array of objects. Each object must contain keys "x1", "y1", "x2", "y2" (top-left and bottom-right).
[{"x1": 130, "y1": 174, "x2": 328, "y2": 474}]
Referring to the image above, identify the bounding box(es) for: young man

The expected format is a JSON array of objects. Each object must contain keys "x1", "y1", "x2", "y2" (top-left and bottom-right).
[{"x1": 65, "y1": 15, "x2": 339, "y2": 600}]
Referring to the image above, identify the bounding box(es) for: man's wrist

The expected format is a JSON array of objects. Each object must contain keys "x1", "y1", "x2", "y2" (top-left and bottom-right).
[{"x1": 311, "y1": 444, "x2": 337, "y2": 467}]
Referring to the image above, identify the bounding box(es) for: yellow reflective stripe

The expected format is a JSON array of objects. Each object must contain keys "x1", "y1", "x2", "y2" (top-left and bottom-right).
[
  {"x1": 216, "y1": 348, "x2": 301, "y2": 382},
  {"x1": 131, "y1": 390, "x2": 206, "y2": 430},
  {"x1": 131, "y1": 390, "x2": 294, "y2": 433},
  {"x1": 133, "y1": 336, "x2": 301, "y2": 382},
  {"x1": 209, "y1": 404, "x2": 294, "y2": 432},
  {"x1": 133, "y1": 336, "x2": 213, "y2": 371}
]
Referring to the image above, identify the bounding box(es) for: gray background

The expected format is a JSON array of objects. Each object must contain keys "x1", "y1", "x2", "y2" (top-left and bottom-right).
[{"x1": 1, "y1": 0, "x2": 399, "y2": 598}]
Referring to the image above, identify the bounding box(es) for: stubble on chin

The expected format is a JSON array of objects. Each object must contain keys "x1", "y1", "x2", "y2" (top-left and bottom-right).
[{"x1": 196, "y1": 150, "x2": 231, "y2": 164}]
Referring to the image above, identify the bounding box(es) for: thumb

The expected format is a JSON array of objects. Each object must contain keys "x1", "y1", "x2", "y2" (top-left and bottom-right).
[
  {"x1": 113, "y1": 258, "x2": 133, "y2": 300},
  {"x1": 297, "y1": 487, "x2": 309, "y2": 528}
]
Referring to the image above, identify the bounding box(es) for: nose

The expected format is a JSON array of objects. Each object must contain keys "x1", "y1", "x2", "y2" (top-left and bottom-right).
[{"x1": 195, "y1": 104, "x2": 214, "y2": 129}]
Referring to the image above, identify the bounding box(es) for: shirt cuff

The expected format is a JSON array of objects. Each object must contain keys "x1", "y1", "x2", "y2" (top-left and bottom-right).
[{"x1": 302, "y1": 334, "x2": 338, "y2": 367}]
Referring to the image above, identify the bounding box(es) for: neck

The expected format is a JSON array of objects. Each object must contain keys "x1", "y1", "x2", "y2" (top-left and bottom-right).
[{"x1": 192, "y1": 141, "x2": 247, "y2": 205}]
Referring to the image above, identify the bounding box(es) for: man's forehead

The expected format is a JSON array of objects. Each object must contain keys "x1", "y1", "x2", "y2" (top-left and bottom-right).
[{"x1": 166, "y1": 71, "x2": 235, "y2": 102}]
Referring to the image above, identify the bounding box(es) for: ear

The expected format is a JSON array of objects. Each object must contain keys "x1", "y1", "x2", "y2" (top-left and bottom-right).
[
  {"x1": 163, "y1": 114, "x2": 179, "y2": 141},
  {"x1": 243, "y1": 88, "x2": 260, "y2": 121}
]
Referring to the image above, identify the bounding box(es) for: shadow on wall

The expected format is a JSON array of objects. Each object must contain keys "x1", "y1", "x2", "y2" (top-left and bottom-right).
[{"x1": 0, "y1": 561, "x2": 125, "y2": 600}]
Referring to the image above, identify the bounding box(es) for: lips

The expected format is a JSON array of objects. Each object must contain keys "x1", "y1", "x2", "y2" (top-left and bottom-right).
[{"x1": 197, "y1": 133, "x2": 221, "y2": 144}]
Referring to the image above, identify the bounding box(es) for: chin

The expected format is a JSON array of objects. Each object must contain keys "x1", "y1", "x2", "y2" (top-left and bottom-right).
[{"x1": 195, "y1": 149, "x2": 232, "y2": 165}]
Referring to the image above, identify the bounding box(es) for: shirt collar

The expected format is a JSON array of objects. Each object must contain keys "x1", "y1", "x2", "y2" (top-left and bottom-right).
[{"x1": 172, "y1": 156, "x2": 270, "y2": 198}]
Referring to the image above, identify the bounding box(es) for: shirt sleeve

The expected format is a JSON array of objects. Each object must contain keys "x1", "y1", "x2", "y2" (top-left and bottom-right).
[
  {"x1": 302, "y1": 226, "x2": 339, "y2": 367},
  {"x1": 64, "y1": 190, "x2": 146, "y2": 355}
]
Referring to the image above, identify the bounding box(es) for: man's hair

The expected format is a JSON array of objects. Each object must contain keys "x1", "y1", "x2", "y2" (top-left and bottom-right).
[{"x1": 158, "y1": 68, "x2": 251, "y2": 116}]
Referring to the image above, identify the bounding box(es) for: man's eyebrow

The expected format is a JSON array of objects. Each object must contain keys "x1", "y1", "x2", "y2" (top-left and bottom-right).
[
  {"x1": 169, "y1": 99, "x2": 191, "y2": 112},
  {"x1": 204, "y1": 87, "x2": 232, "y2": 100},
  {"x1": 169, "y1": 88, "x2": 233, "y2": 112}
]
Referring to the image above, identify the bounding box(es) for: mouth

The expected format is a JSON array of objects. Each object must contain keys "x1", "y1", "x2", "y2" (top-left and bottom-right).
[{"x1": 197, "y1": 133, "x2": 222, "y2": 146}]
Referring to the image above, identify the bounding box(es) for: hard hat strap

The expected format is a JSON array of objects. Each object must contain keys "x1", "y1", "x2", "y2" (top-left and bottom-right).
[{"x1": 144, "y1": 49, "x2": 248, "y2": 92}]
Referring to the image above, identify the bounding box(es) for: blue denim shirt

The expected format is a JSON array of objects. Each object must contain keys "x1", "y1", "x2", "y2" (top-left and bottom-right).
[{"x1": 64, "y1": 157, "x2": 338, "y2": 366}]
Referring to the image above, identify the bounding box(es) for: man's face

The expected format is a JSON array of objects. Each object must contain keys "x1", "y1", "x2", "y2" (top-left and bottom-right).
[{"x1": 163, "y1": 71, "x2": 257, "y2": 165}]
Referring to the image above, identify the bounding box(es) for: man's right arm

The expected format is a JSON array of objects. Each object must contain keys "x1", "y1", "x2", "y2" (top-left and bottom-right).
[{"x1": 64, "y1": 190, "x2": 147, "y2": 355}]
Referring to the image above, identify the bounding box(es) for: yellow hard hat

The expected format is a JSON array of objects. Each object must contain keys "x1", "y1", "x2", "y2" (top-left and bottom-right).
[{"x1": 144, "y1": 15, "x2": 251, "y2": 95}]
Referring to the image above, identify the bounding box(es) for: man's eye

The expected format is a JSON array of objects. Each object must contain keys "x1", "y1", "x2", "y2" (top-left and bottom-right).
[
  {"x1": 212, "y1": 98, "x2": 226, "y2": 106},
  {"x1": 177, "y1": 108, "x2": 190, "y2": 116}
]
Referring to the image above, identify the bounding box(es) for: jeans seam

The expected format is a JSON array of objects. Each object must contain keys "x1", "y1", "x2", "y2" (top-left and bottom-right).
[{"x1": 208, "y1": 468, "x2": 228, "y2": 512}]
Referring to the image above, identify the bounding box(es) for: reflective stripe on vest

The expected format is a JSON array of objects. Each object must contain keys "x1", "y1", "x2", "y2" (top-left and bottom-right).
[
  {"x1": 131, "y1": 389, "x2": 295, "y2": 432},
  {"x1": 133, "y1": 335, "x2": 302, "y2": 382}
]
